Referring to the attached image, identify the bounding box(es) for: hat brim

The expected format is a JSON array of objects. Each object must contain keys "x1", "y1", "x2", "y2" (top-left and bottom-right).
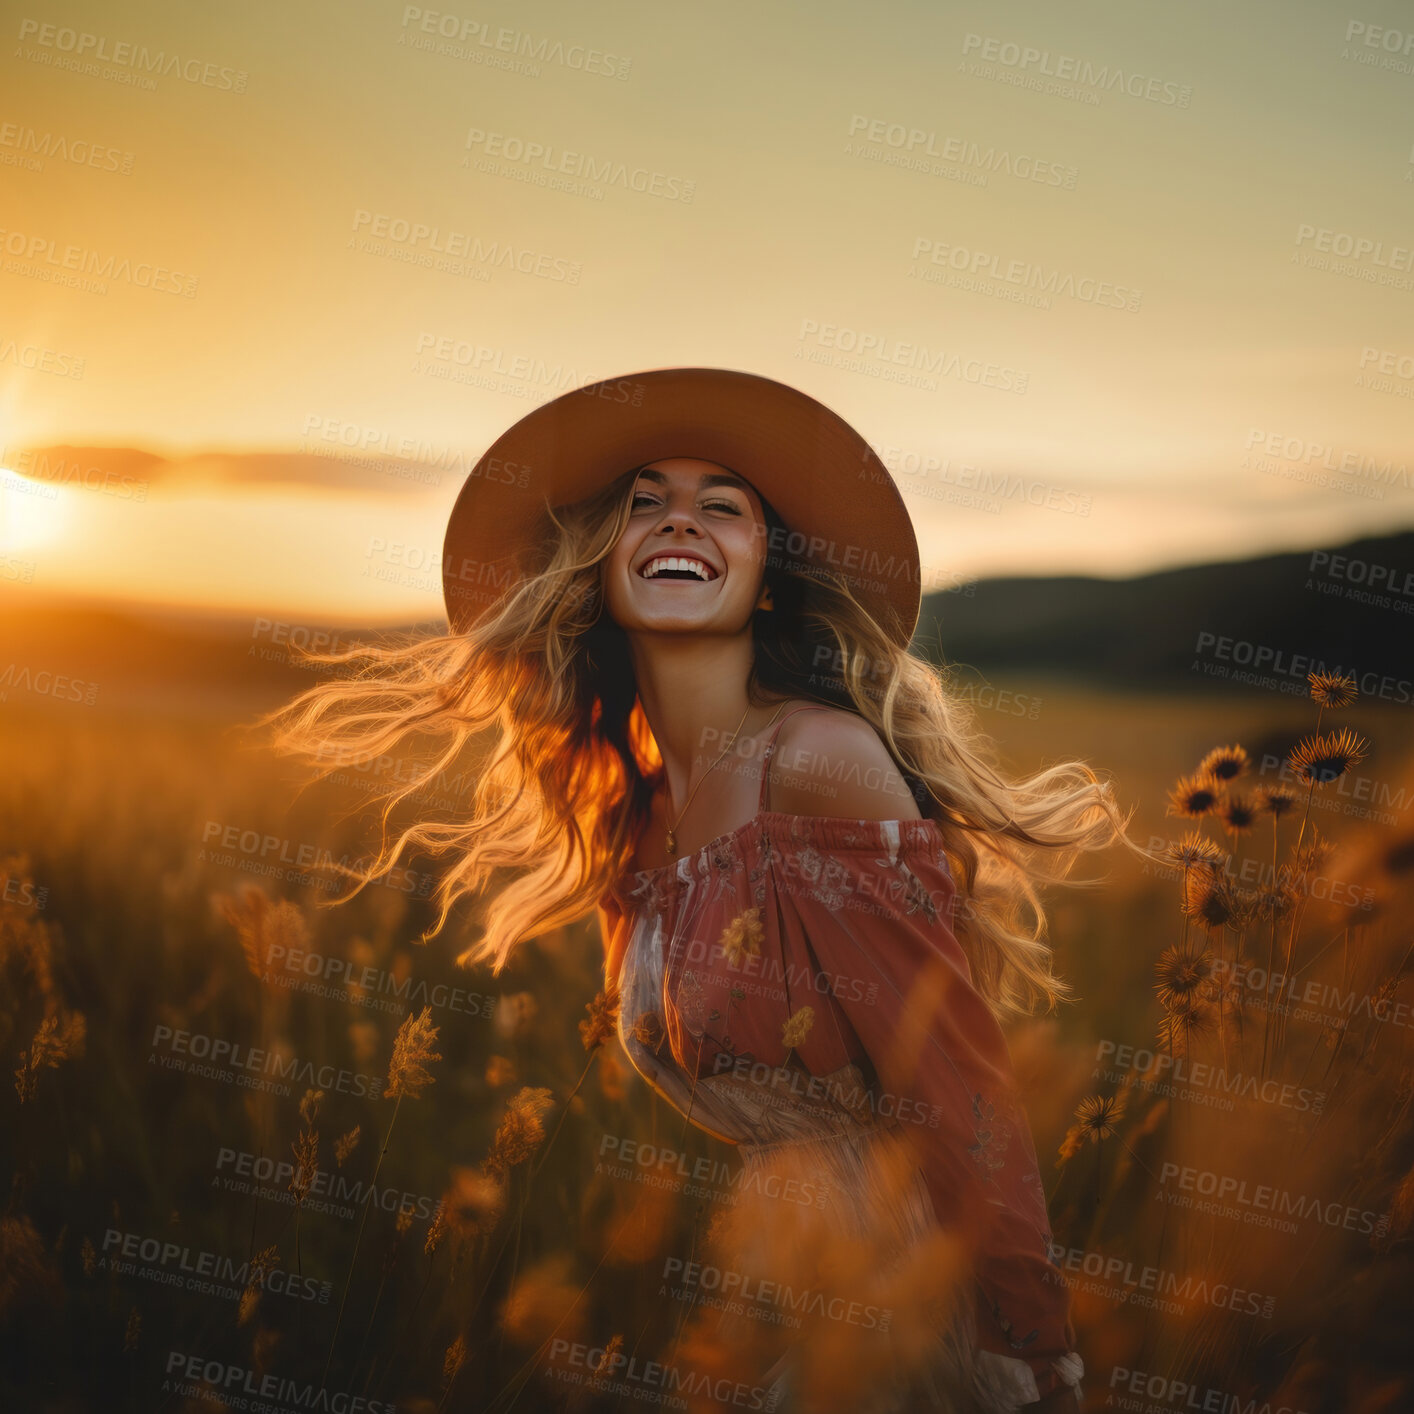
[{"x1": 441, "y1": 367, "x2": 921, "y2": 645}]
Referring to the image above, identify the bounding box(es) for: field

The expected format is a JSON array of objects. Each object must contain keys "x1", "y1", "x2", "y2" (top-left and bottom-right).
[{"x1": 3, "y1": 633, "x2": 1412, "y2": 1414}]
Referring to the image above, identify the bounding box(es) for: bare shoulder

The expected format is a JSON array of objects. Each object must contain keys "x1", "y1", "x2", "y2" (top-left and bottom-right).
[{"x1": 768, "y1": 705, "x2": 922, "y2": 821}]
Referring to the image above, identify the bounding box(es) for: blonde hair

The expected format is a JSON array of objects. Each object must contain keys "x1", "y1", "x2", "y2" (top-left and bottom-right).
[{"x1": 260, "y1": 468, "x2": 1140, "y2": 1020}]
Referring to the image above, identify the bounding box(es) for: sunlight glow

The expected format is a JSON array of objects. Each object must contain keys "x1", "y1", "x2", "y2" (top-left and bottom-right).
[{"x1": 0, "y1": 468, "x2": 71, "y2": 555}]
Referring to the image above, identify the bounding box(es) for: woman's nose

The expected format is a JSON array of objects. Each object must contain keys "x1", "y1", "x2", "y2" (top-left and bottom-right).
[{"x1": 654, "y1": 506, "x2": 703, "y2": 535}]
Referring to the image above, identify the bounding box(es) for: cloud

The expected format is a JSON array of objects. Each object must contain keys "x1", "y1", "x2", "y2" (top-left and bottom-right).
[{"x1": 8, "y1": 445, "x2": 453, "y2": 497}]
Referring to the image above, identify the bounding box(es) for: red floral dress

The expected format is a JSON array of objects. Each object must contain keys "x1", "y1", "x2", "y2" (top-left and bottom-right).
[{"x1": 596, "y1": 706, "x2": 1083, "y2": 1412}]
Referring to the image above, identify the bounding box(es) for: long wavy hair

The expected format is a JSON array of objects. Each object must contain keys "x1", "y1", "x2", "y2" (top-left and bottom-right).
[{"x1": 260, "y1": 466, "x2": 1141, "y2": 1020}]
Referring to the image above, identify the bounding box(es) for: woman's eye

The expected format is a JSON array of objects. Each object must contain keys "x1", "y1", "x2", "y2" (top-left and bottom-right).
[{"x1": 630, "y1": 492, "x2": 740, "y2": 514}]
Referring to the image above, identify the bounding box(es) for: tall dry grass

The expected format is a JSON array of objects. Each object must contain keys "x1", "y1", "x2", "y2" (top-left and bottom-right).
[{"x1": 0, "y1": 677, "x2": 1411, "y2": 1412}]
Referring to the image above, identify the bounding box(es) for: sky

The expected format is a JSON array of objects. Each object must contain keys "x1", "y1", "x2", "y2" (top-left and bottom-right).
[{"x1": 2, "y1": 0, "x2": 1412, "y2": 622}]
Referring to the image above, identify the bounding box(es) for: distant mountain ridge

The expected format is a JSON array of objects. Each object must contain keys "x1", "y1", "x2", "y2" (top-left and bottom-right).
[{"x1": 914, "y1": 528, "x2": 1414, "y2": 690}]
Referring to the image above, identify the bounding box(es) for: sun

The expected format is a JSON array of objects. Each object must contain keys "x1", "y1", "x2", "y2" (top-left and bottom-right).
[{"x1": 0, "y1": 466, "x2": 70, "y2": 554}]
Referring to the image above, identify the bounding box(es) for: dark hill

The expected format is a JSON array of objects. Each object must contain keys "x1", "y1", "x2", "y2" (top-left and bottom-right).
[{"x1": 914, "y1": 529, "x2": 1414, "y2": 691}]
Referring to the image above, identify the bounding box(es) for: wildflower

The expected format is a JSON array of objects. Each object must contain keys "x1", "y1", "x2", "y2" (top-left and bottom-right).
[
  {"x1": 13, "y1": 1009, "x2": 86, "y2": 1102},
  {"x1": 1158, "y1": 998, "x2": 1213, "y2": 1055},
  {"x1": 289, "y1": 1126, "x2": 319, "y2": 1205},
  {"x1": 1220, "y1": 795, "x2": 1257, "y2": 836},
  {"x1": 1288, "y1": 728, "x2": 1368, "y2": 785},
  {"x1": 1182, "y1": 872, "x2": 1242, "y2": 932},
  {"x1": 1154, "y1": 946, "x2": 1212, "y2": 1009},
  {"x1": 485, "y1": 1086, "x2": 555, "y2": 1177},
  {"x1": 1199, "y1": 744, "x2": 1250, "y2": 782},
  {"x1": 240, "y1": 1246, "x2": 278, "y2": 1326},
  {"x1": 124, "y1": 1306, "x2": 141, "y2": 1351},
  {"x1": 424, "y1": 1204, "x2": 448, "y2": 1257},
  {"x1": 0, "y1": 864, "x2": 57, "y2": 1003},
  {"x1": 386, "y1": 1007, "x2": 443, "y2": 1100},
  {"x1": 1074, "y1": 1093, "x2": 1125, "y2": 1143},
  {"x1": 299, "y1": 1088, "x2": 324, "y2": 1126},
  {"x1": 485, "y1": 1055, "x2": 517, "y2": 1088},
  {"x1": 443, "y1": 1335, "x2": 467, "y2": 1381},
  {"x1": 1166, "y1": 773, "x2": 1223, "y2": 818},
  {"x1": 719, "y1": 907, "x2": 764, "y2": 967},
  {"x1": 80, "y1": 1237, "x2": 96, "y2": 1278},
  {"x1": 1308, "y1": 671, "x2": 1358, "y2": 709},
  {"x1": 1055, "y1": 1126, "x2": 1085, "y2": 1168},
  {"x1": 1166, "y1": 831, "x2": 1227, "y2": 872},
  {"x1": 216, "y1": 886, "x2": 309, "y2": 982},
  {"x1": 589, "y1": 1335, "x2": 625, "y2": 1385},
  {"x1": 0, "y1": 1217, "x2": 55, "y2": 1321},
  {"x1": 578, "y1": 983, "x2": 621, "y2": 1054},
  {"x1": 1256, "y1": 786, "x2": 1298, "y2": 818},
  {"x1": 443, "y1": 1168, "x2": 505, "y2": 1239},
  {"x1": 782, "y1": 1005, "x2": 815, "y2": 1051},
  {"x1": 334, "y1": 1126, "x2": 360, "y2": 1166}
]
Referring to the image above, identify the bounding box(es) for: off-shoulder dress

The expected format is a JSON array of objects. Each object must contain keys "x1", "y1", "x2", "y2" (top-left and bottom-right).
[{"x1": 596, "y1": 705, "x2": 1083, "y2": 1413}]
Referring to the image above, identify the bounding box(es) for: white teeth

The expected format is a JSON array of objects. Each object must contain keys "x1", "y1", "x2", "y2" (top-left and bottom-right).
[{"x1": 642, "y1": 555, "x2": 713, "y2": 581}]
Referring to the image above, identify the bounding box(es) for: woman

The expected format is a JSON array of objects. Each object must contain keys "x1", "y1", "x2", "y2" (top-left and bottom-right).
[{"x1": 270, "y1": 368, "x2": 1134, "y2": 1412}]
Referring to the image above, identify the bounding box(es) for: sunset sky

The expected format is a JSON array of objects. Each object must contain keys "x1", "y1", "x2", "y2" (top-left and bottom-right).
[{"x1": 3, "y1": 0, "x2": 1412, "y2": 622}]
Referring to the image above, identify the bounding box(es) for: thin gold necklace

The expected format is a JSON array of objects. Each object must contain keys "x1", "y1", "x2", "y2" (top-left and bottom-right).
[{"x1": 664, "y1": 700, "x2": 790, "y2": 856}]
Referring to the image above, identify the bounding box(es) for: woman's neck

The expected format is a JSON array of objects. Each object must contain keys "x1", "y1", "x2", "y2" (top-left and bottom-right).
[{"x1": 627, "y1": 632, "x2": 777, "y2": 802}]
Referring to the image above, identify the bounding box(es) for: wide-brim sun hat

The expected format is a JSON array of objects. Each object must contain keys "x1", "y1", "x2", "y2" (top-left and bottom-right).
[{"x1": 441, "y1": 366, "x2": 922, "y2": 646}]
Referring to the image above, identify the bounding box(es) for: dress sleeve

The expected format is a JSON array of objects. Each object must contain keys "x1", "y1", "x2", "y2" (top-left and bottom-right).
[{"x1": 773, "y1": 830, "x2": 1082, "y2": 1408}]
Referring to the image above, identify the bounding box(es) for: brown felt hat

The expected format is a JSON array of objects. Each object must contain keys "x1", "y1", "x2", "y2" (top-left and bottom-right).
[{"x1": 441, "y1": 367, "x2": 921, "y2": 645}]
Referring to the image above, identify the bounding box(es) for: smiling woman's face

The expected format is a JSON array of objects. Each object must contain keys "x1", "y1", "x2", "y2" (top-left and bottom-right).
[{"x1": 602, "y1": 458, "x2": 771, "y2": 637}]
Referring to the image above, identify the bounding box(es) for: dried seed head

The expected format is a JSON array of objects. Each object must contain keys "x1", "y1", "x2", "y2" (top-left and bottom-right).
[
  {"x1": 1308, "y1": 671, "x2": 1358, "y2": 709},
  {"x1": 578, "y1": 983, "x2": 621, "y2": 1054},
  {"x1": 1199, "y1": 744, "x2": 1250, "y2": 782},
  {"x1": 1288, "y1": 728, "x2": 1368, "y2": 786},
  {"x1": 1170, "y1": 774, "x2": 1227, "y2": 820},
  {"x1": 386, "y1": 1006, "x2": 443, "y2": 1100},
  {"x1": 1155, "y1": 946, "x2": 1213, "y2": 1009},
  {"x1": 1220, "y1": 795, "x2": 1258, "y2": 837},
  {"x1": 1166, "y1": 830, "x2": 1227, "y2": 872},
  {"x1": 1074, "y1": 1093, "x2": 1125, "y2": 1143},
  {"x1": 1256, "y1": 786, "x2": 1298, "y2": 818},
  {"x1": 485, "y1": 1087, "x2": 555, "y2": 1178},
  {"x1": 1166, "y1": 773, "x2": 1223, "y2": 819}
]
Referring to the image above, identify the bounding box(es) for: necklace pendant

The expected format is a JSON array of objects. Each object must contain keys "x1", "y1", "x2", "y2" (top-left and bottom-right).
[{"x1": 665, "y1": 829, "x2": 676, "y2": 856}]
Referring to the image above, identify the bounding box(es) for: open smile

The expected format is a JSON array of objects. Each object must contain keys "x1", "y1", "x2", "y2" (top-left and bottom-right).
[{"x1": 637, "y1": 553, "x2": 719, "y2": 582}]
